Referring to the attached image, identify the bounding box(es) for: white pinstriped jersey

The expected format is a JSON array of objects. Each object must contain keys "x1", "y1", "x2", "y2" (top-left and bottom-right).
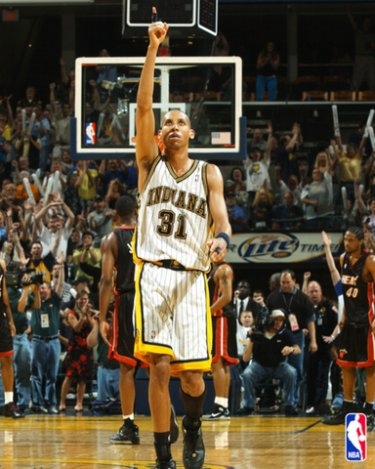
[{"x1": 134, "y1": 156, "x2": 213, "y2": 272}]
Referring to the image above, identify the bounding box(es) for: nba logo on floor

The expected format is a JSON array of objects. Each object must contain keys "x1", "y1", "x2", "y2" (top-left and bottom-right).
[{"x1": 345, "y1": 413, "x2": 367, "y2": 462}]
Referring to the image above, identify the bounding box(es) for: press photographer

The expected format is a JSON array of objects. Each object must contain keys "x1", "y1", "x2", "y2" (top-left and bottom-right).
[
  {"x1": 27, "y1": 263, "x2": 64, "y2": 414},
  {"x1": 12, "y1": 269, "x2": 44, "y2": 414},
  {"x1": 236, "y1": 309, "x2": 301, "y2": 416}
]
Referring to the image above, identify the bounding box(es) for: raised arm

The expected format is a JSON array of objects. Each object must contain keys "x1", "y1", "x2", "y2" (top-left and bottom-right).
[
  {"x1": 135, "y1": 21, "x2": 169, "y2": 192},
  {"x1": 263, "y1": 122, "x2": 273, "y2": 167},
  {"x1": 61, "y1": 199, "x2": 75, "y2": 230},
  {"x1": 321, "y1": 230, "x2": 340, "y2": 286},
  {"x1": 53, "y1": 263, "x2": 64, "y2": 298},
  {"x1": 4, "y1": 96, "x2": 14, "y2": 126},
  {"x1": 301, "y1": 271, "x2": 311, "y2": 294}
]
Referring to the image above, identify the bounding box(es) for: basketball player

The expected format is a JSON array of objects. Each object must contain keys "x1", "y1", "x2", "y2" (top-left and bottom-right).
[
  {"x1": 204, "y1": 245, "x2": 238, "y2": 420},
  {"x1": 99, "y1": 195, "x2": 140, "y2": 444},
  {"x1": 99, "y1": 195, "x2": 179, "y2": 446},
  {"x1": 133, "y1": 20, "x2": 231, "y2": 469},
  {"x1": 323, "y1": 227, "x2": 375, "y2": 428}
]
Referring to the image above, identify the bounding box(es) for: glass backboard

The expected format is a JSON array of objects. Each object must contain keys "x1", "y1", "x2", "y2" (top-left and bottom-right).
[
  {"x1": 124, "y1": 0, "x2": 218, "y2": 37},
  {"x1": 127, "y1": 0, "x2": 196, "y2": 27},
  {"x1": 73, "y1": 56, "x2": 246, "y2": 160}
]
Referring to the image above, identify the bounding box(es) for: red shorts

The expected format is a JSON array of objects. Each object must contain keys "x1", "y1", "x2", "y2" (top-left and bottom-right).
[{"x1": 211, "y1": 315, "x2": 239, "y2": 366}]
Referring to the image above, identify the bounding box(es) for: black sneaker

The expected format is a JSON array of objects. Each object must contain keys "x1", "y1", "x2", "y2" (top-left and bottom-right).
[
  {"x1": 362, "y1": 403, "x2": 375, "y2": 432},
  {"x1": 202, "y1": 404, "x2": 230, "y2": 420},
  {"x1": 322, "y1": 409, "x2": 346, "y2": 425},
  {"x1": 3, "y1": 402, "x2": 25, "y2": 419},
  {"x1": 110, "y1": 422, "x2": 140, "y2": 444},
  {"x1": 322, "y1": 401, "x2": 356, "y2": 425},
  {"x1": 170, "y1": 404, "x2": 179, "y2": 444},
  {"x1": 154, "y1": 459, "x2": 177, "y2": 469},
  {"x1": 182, "y1": 419, "x2": 205, "y2": 469},
  {"x1": 284, "y1": 405, "x2": 298, "y2": 417},
  {"x1": 368, "y1": 416, "x2": 374, "y2": 432},
  {"x1": 317, "y1": 403, "x2": 331, "y2": 416},
  {"x1": 365, "y1": 413, "x2": 375, "y2": 432}
]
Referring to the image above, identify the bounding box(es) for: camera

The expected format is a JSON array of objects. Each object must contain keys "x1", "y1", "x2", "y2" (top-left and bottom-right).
[
  {"x1": 20, "y1": 269, "x2": 44, "y2": 287},
  {"x1": 264, "y1": 315, "x2": 277, "y2": 329},
  {"x1": 248, "y1": 314, "x2": 278, "y2": 343},
  {"x1": 252, "y1": 313, "x2": 275, "y2": 332},
  {"x1": 5, "y1": 266, "x2": 44, "y2": 288}
]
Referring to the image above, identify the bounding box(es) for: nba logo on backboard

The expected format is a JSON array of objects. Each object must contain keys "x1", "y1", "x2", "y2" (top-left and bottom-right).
[
  {"x1": 85, "y1": 122, "x2": 97, "y2": 145},
  {"x1": 345, "y1": 413, "x2": 367, "y2": 462}
]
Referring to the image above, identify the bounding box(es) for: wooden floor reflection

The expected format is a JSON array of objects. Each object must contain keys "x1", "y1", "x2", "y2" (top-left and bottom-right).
[{"x1": 0, "y1": 413, "x2": 374, "y2": 468}]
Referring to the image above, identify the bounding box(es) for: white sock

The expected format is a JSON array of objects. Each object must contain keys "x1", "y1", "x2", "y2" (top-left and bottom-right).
[
  {"x1": 4, "y1": 392, "x2": 13, "y2": 405},
  {"x1": 215, "y1": 397, "x2": 228, "y2": 409},
  {"x1": 123, "y1": 413, "x2": 134, "y2": 421}
]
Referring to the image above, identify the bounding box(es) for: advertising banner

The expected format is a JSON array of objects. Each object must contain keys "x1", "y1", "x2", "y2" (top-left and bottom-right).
[{"x1": 226, "y1": 232, "x2": 343, "y2": 264}]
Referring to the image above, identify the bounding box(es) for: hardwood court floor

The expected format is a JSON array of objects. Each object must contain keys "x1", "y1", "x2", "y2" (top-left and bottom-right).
[{"x1": 0, "y1": 413, "x2": 374, "y2": 469}]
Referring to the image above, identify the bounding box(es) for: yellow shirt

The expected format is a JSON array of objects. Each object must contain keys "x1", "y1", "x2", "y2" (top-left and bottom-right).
[{"x1": 77, "y1": 168, "x2": 98, "y2": 201}]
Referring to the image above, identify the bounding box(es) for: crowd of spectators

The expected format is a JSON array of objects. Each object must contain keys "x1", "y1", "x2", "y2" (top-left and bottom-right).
[{"x1": 225, "y1": 120, "x2": 375, "y2": 236}]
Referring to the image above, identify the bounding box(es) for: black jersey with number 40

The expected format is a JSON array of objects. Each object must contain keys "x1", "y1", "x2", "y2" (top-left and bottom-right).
[{"x1": 341, "y1": 252, "x2": 369, "y2": 325}]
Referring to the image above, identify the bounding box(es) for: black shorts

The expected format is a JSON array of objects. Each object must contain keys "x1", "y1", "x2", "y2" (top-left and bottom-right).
[
  {"x1": 0, "y1": 311, "x2": 13, "y2": 356},
  {"x1": 110, "y1": 291, "x2": 139, "y2": 367},
  {"x1": 211, "y1": 315, "x2": 239, "y2": 366},
  {"x1": 336, "y1": 322, "x2": 375, "y2": 368}
]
